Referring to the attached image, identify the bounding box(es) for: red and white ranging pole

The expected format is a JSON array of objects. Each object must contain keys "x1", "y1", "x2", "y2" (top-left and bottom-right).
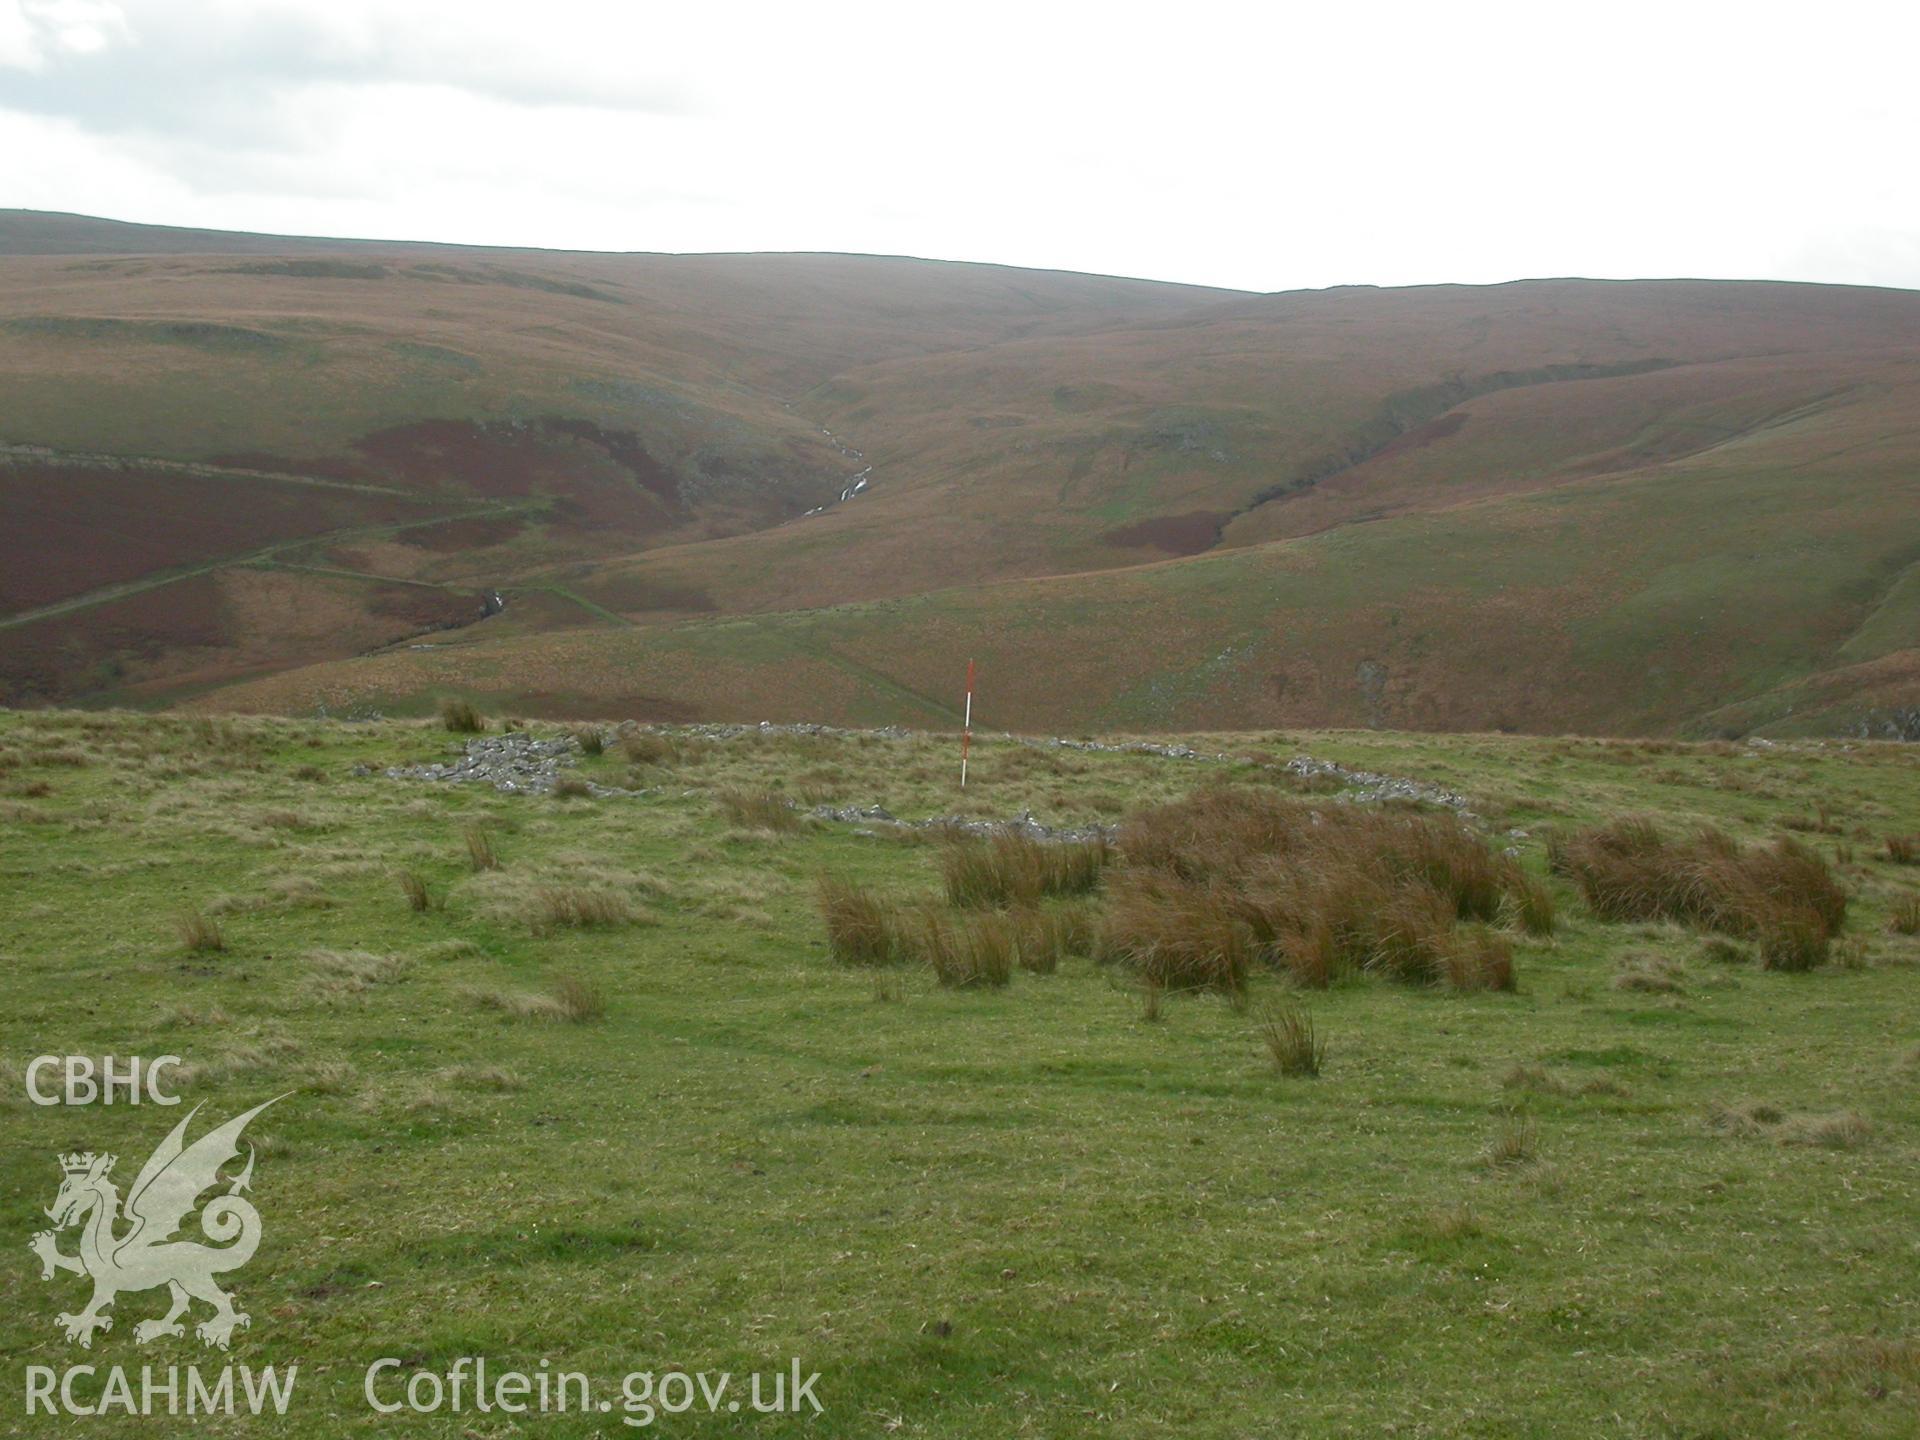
[{"x1": 961, "y1": 658, "x2": 976, "y2": 788}]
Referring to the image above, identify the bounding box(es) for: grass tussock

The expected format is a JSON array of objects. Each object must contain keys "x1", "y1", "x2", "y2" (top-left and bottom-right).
[
  {"x1": 817, "y1": 876, "x2": 909, "y2": 966},
  {"x1": 913, "y1": 906, "x2": 1017, "y2": 989},
  {"x1": 1885, "y1": 834, "x2": 1918, "y2": 865},
  {"x1": 415, "y1": 938, "x2": 487, "y2": 963},
  {"x1": 1101, "y1": 872, "x2": 1256, "y2": 993},
  {"x1": 396, "y1": 868, "x2": 431, "y2": 912},
  {"x1": 1549, "y1": 818, "x2": 1847, "y2": 966},
  {"x1": 530, "y1": 884, "x2": 634, "y2": 932},
  {"x1": 939, "y1": 831, "x2": 1111, "y2": 908},
  {"x1": 464, "y1": 825, "x2": 498, "y2": 872},
  {"x1": 1890, "y1": 896, "x2": 1920, "y2": 936},
  {"x1": 548, "y1": 973, "x2": 607, "y2": 1022},
  {"x1": 818, "y1": 878, "x2": 1070, "y2": 986},
  {"x1": 467, "y1": 974, "x2": 606, "y2": 1023},
  {"x1": 552, "y1": 775, "x2": 593, "y2": 800},
  {"x1": 1709, "y1": 1101, "x2": 1871, "y2": 1149},
  {"x1": 1098, "y1": 790, "x2": 1532, "y2": 992},
  {"x1": 439, "y1": 698, "x2": 485, "y2": 734},
  {"x1": 176, "y1": 908, "x2": 225, "y2": 953},
  {"x1": 307, "y1": 948, "x2": 409, "y2": 987},
  {"x1": 716, "y1": 786, "x2": 803, "y2": 833},
  {"x1": 1258, "y1": 1002, "x2": 1325, "y2": 1076},
  {"x1": 573, "y1": 727, "x2": 606, "y2": 756},
  {"x1": 1612, "y1": 953, "x2": 1685, "y2": 993},
  {"x1": 1011, "y1": 902, "x2": 1097, "y2": 973},
  {"x1": 1484, "y1": 1117, "x2": 1538, "y2": 1167}
]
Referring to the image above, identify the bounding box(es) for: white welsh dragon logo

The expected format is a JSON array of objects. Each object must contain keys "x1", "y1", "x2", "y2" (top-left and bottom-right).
[{"x1": 27, "y1": 1097, "x2": 284, "y2": 1350}]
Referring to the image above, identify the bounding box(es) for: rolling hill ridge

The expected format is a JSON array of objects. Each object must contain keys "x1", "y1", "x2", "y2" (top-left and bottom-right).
[{"x1": 2, "y1": 211, "x2": 1916, "y2": 737}]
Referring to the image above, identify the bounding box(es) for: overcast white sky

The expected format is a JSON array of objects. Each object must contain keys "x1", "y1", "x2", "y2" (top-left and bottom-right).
[{"x1": 2, "y1": 0, "x2": 1916, "y2": 293}]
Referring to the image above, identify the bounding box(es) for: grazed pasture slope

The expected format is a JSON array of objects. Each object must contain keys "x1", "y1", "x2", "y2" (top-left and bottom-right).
[
  {"x1": 1, "y1": 708, "x2": 1916, "y2": 1435},
  {"x1": 3, "y1": 211, "x2": 1917, "y2": 734}
]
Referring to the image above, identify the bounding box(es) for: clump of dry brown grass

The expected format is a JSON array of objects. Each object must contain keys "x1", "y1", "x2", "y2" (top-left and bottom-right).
[
  {"x1": 1097, "y1": 790, "x2": 1532, "y2": 993},
  {"x1": 622, "y1": 731, "x2": 673, "y2": 764},
  {"x1": 552, "y1": 775, "x2": 593, "y2": 799},
  {"x1": 1549, "y1": 818, "x2": 1847, "y2": 966},
  {"x1": 549, "y1": 973, "x2": 607, "y2": 1022},
  {"x1": 914, "y1": 907, "x2": 1017, "y2": 988},
  {"x1": 439, "y1": 698, "x2": 485, "y2": 734},
  {"x1": 1444, "y1": 926, "x2": 1517, "y2": 992},
  {"x1": 1258, "y1": 1002, "x2": 1324, "y2": 1076},
  {"x1": 1011, "y1": 903, "x2": 1097, "y2": 973},
  {"x1": 1699, "y1": 936, "x2": 1753, "y2": 965},
  {"x1": 939, "y1": 831, "x2": 1111, "y2": 908},
  {"x1": 717, "y1": 786, "x2": 802, "y2": 833},
  {"x1": 817, "y1": 876, "x2": 909, "y2": 966},
  {"x1": 573, "y1": 727, "x2": 606, "y2": 756},
  {"x1": 1891, "y1": 896, "x2": 1920, "y2": 936},
  {"x1": 1709, "y1": 1101, "x2": 1871, "y2": 1149},
  {"x1": 176, "y1": 908, "x2": 225, "y2": 953},
  {"x1": 1885, "y1": 834, "x2": 1918, "y2": 865},
  {"x1": 1504, "y1": 871, "x2": 1557, "y2": 936},
  {"x1": 1099, "y1": 872, "x2": 1255, "y2": 993},
  {"x1": 1139, "y1": 978, "x2": 1165, "y2": 1022},
  {"x1": 1612, "y1": 953, "x2": 1686, "y2": 993},
  {"x1": 304, "y1": 949, "x2": 410, "y2": 1001},
  {"x1": 1707, "y1": 1099, "x2": 1786, "y2": 1136},
  {"x1": 464, "y1": 825, "x2": 498, "y2": 872},
  {"x1": 467, "y1": 974, "x2": 605, "y2": 1022},
  {"x1": 530, "y1": 884, "x2": 633, "y2": 932},
  {"x1": 396, "y1": 869, "x2": 431, "y2": 912},
  {"x1": 1484, "y1": 1117, "x2": 1538, "y2": 1167}
]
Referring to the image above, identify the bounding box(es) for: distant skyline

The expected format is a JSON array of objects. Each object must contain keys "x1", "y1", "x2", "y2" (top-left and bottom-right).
[{"x1": 4, "y1": 0, "x2": 1917, "y2": 294}]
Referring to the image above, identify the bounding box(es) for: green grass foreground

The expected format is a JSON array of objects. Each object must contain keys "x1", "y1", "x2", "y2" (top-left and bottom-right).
[{"x1": 1, "y1": 709, "x2": 1917, "y2": 1436}]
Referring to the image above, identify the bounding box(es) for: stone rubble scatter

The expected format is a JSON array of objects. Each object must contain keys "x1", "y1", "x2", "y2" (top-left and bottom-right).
[
  {"x1": 380, "y1": 732, "x2": 648, "y2": 797},
  {"x1": 808, "y1": 803, "x2": 1115, "y2": 844},
  {"x1": 379, "y1": 720, "x2": 1468, "y2": 827}
]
